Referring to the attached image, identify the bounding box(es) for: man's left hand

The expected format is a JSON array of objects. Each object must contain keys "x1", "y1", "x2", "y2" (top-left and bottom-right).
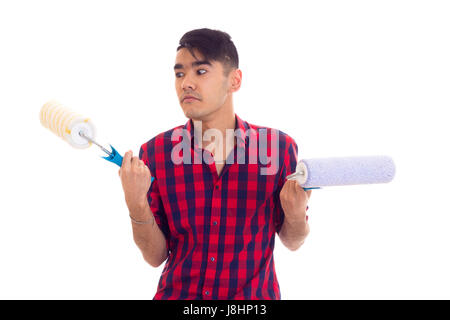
[{"x1": 280, "y1": 179, "x2": 311, "y2": 222}]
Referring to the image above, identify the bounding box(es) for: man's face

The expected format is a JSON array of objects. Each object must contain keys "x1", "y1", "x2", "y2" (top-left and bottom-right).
[{"x1": 174, "y1": 48, "x2": 231, "y2": 120}]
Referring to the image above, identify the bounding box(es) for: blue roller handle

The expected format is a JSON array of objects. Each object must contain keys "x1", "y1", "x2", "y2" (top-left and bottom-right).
[{"x1": 101, "y1": 144, "x2": 155, "y2": 184}]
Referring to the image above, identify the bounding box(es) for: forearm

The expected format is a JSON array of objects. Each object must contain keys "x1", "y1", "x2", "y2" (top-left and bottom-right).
[
  {"x1": 129, "y1": 201, "x2": 168, "y2": 267},
  {"x1": 278, "y1": 211, "x2": 310, "y2": 251}
]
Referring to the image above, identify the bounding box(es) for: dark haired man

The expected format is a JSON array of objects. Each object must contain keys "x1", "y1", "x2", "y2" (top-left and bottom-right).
[{"x1": 119, "y1": 28, "x2": 311, "y2": 300}]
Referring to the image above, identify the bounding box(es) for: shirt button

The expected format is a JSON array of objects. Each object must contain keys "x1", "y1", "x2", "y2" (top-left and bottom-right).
[
  {"x1": 210, "y1": 257, "x2": 215, "y2": 262},
  {"x1": 205, "y1": 290, "x2": 210, "y2": 295},
  {"x1": 215, "y1": 185, "x2": 219, "y2": 190},
  {"x1": 213, "y1": 221, "x2": 218, "y2": 226}
]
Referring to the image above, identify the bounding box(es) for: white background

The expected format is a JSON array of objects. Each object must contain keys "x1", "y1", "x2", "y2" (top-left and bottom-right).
[{"x1": 1, "y1": 0, "x2": 449, "y2": 299}]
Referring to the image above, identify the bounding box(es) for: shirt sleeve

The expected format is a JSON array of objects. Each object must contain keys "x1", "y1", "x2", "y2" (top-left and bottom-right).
[
  {"x1": 139, "y1": 142, "x2": 171, "y2": 255},
  {"x1": 273, "y1": 136, "x2": 309, "y2": 234}
]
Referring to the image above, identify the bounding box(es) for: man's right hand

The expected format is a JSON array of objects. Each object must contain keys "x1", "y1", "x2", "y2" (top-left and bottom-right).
[{"x1": 118, "y1": 150, "x2": 152, "y2": 211}]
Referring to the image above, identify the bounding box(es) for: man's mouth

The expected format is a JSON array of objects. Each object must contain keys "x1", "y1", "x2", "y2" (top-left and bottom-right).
[
  {"x1": 182, "y1": 95, "x2": 200, "y2": 102},
  {"x1": 183, "y1": 97, "x2": 199, "y2": 102}
]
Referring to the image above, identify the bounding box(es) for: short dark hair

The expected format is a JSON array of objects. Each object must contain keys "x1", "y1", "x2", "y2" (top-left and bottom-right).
[{"x1": 177, "y1": 28, "x2": 239, "y2": 77}]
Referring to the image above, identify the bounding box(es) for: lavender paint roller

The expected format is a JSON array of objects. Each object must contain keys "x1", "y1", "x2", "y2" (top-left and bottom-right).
[{"x1": 287, "y1": 155, "x2": 396, "y2": 189}]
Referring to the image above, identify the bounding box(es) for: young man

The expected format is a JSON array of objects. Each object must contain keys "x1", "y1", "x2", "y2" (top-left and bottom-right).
[{"x1": 118, "y1": 28, "x2": 311, "y2": 300}]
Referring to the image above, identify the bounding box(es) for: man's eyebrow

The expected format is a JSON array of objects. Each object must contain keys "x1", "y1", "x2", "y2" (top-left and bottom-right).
[{"x1": 174, "y1": 60, "x2": 212, "y2": 70}]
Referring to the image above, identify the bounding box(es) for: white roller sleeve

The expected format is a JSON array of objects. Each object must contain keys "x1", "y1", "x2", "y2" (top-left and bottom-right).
[{"x1": 291, "y1": 156, "x2": 396, "y2": 188}]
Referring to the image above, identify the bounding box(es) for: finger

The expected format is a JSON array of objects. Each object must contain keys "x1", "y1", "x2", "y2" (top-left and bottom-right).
[
  {"x1": 295, "y1": 180, "x2": 305, "y2": 195},
  {"x1": 306, "y1": 189, "x2": 312, "y2": 199},
  {"x1": 290, "y1": 180, "x2": 299, "y2": 195},
  {"x1": 288, "y1": 179, "x2": 296, "y2": 194},
  {"x1": 122, "y1": 150, "x2": 132, "y2": 170},
  {"x1": 132, "y1": 157, "x2": 145, "y2": 170},
  {"x1": 280, "y1": 179, "x2": 289, "y2": 197},
  {"x1": 130, "y1": 156, "x2": 139, "y2": 167},
  {"x1": 293, "y1": 181, "x2": 306, "y2": 196}
]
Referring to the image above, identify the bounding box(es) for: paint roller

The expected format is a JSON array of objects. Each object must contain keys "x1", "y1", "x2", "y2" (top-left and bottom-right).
[
  {"x1": 39, "y1": 100, "x2": 154, "y2": 183},
  {"x1": 287, "y1": 155, "x2": 396, "y2": 189}
]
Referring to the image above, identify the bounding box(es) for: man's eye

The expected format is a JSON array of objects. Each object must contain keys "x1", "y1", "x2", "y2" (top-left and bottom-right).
[{"x1": 175, "y1": 69, "x2": 206, "y2": 78}]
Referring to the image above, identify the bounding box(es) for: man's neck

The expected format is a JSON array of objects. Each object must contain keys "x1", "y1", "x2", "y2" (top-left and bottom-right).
[{"x1": 192, "y1": 105, "x2": 236, "y2": 160}]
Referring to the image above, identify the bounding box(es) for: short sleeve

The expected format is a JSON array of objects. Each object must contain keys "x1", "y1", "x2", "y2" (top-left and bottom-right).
[
  {"x1": 273, "y1": 136, "x2": 309, "y2": 234},
  {"x1": 139, "y1": 142, "x2": 171, "y2": 254}
]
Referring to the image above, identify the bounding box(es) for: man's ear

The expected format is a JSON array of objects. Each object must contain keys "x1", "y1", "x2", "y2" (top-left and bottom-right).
[{"x1": 230, "y1": 69, "x2": 242, "y2": 92}]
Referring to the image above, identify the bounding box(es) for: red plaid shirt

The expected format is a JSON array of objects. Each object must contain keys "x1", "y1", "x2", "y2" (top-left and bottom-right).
[{"x1": 139, "y1": 113, "x2": 308, "y2": 300}]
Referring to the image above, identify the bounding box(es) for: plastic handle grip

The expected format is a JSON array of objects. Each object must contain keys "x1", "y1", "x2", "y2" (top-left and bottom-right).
[{"x1": 101, "y1": 144, "x2": 154, "y2": 184}]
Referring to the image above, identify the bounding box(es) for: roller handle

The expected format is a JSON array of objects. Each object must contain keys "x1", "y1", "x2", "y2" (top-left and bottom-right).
[
  {"x1": 286, "y1": 171, "x2": 321, "y2": 191},
  {"x1": 101, "y1": 144, "x2": 155, "y2": 184}
]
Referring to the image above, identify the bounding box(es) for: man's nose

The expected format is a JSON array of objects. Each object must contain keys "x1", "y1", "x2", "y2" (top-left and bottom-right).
[{"x1": 181, "y1": 72, "x2": 196, "y2": 90}]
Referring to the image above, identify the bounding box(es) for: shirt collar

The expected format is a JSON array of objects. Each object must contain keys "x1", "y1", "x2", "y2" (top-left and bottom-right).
[{"x1": 183, "y1": 113, "x2": 249, "y2": 150}]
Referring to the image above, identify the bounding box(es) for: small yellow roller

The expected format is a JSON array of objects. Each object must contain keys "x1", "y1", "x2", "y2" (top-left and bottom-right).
[
  {"x1": 39, "y1": 100, "x2": 128, "y2": 168},
  {"x1": 39, "y1": 100, "x2": 95, "y2": 149}
]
